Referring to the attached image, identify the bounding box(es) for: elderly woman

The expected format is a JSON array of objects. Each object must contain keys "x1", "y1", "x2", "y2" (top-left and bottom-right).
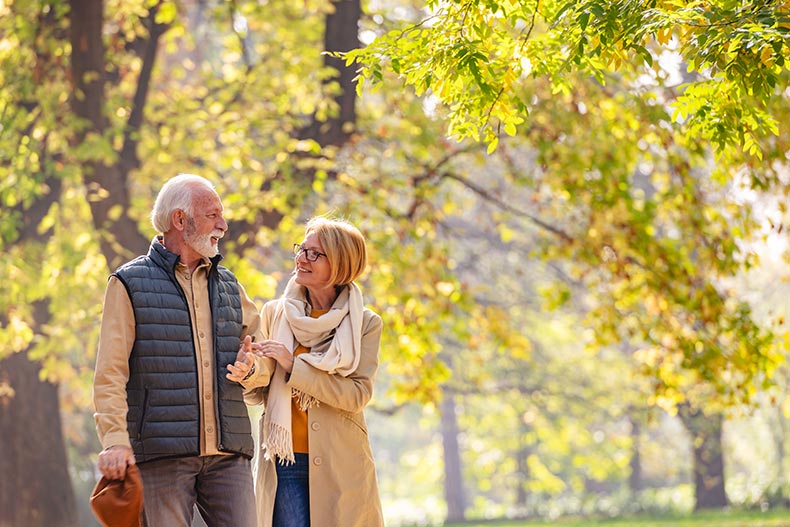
[{"x1": 246, "y1": 216, "x2": 384, "y2": 527}]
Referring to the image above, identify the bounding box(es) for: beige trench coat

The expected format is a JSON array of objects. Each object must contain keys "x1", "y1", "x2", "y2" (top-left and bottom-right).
[{"x1": 246, "y1": 301, "x2": 385, "y2": 527}]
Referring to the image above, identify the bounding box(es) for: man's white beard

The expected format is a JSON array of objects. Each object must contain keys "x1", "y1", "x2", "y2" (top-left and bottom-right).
[{"x1": 184, "y1": 218, "x2": 220, "y2": 258}]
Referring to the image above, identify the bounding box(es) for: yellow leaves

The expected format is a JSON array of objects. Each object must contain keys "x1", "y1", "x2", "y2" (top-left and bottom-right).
[
  {"x1": 606, "y1": 41, "x2": 627, "y2": 70},
  {"x1": 153, "y1": 1, "x2": 177, "y2": 25},
  {"x1": 37, "y1": 201, "x2": 58, "y2": 234},
  {"x1": 107, "y1": 204, "x2": 124, "y2": 221},
  {"x1": 501, "y1": 64, "x2": 517, "y2": 95},
  {"x1": 643, "y1": 294, "x2": 669, "y2": 316},
  {"x1": 486, "y1": 134, "x2": 498, "y2": 154},
  {"x1": 726, "y1": 35, "x2": 743, "y2": 57},
  {"x1": 759, "y1": 45, "x2": 774, "y2": 68},
  {"x1": 0, "y1": 381, "x2": 15, "y2": 402},
  {"x1": 655, "y1": 27, "x2": 673, "y2": 46},
  {"x1": 526, "y1": 454, "x2": 566, "y2": 494},
  {"x1": 0, "y1": 310, "x2": 35, "y2": 356},
  {"x1": 497, "y1": 223, "x2": 515, "y2": 242},
  {"x1": 435, "y1": 281, "x2": 455, "y2": 297},
  {"x1": 651, "y1": 390, "x2": 684, "y2": 415}
]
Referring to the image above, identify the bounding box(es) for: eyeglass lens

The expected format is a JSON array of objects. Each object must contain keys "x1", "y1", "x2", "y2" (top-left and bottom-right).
[{"x1": 294, "y1": 244, "x2": 322, "y2": 262}]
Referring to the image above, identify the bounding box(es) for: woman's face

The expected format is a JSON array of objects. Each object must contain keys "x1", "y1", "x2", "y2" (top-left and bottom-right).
[{"x1": 294, "y1": 231, "x2": 333, "y2": 291}]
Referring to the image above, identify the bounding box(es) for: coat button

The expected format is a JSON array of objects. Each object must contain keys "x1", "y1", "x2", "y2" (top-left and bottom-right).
[
  {"x1": 311, "y1": 422, "x2": 320, "y2": 431},
  {"x1": 313, "y1": 456, "x2": 322, "y2": 466}
]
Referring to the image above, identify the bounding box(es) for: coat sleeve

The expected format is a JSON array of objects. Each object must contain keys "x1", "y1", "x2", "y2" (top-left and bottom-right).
[
  {"x1": 238, "y1": 281, "x2": 275, "y2": 390},
  {"x1": 287, "y1": 310, "x2": 383, "y2": 414},
  {"x1": 243, "y1": 301, "x2": 277, "y2": 406}
]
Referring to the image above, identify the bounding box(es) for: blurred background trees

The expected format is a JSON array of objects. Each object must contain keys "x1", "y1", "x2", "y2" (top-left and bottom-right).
[{"x1": 1, "y1": 0, "x2": 789, "y2": 526}]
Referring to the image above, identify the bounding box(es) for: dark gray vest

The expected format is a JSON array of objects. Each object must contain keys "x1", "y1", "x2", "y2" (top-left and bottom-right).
[{"x1": 113, "y1": 238, "x2": 253, "y2": 462}]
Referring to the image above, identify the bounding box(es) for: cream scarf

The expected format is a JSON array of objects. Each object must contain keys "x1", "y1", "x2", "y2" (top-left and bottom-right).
[{"x1": 262, "y1": 276, "x2": 364, "y2": 464}]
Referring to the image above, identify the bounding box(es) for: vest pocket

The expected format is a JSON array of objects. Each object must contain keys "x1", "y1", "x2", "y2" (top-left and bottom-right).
[{"x1": 137, "y1": 386, "x2": 151, "y2": 440}]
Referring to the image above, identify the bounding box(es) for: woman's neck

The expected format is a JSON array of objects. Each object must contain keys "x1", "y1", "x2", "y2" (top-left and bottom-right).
[{"x1": 306, "y1": 286, "x2": 338, "y2": 310}]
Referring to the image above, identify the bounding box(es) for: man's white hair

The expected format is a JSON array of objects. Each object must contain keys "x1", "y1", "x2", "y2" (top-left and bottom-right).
[{"x1": 150, "y1": 174, "x2": 217, "y2": 233}]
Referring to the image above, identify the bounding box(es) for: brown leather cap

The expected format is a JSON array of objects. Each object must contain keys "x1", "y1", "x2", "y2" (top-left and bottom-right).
[{"x1": 90, "y1": 464, "x2": 144, "y2": 527}]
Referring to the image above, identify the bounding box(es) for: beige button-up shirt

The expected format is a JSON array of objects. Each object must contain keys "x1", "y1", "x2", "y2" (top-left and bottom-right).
[{"x1": 93, "y1": 257, "x2": 271, "y2": 455}]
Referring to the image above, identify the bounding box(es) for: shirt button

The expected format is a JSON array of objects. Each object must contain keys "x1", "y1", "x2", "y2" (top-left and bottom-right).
[
  {"x1": 207, "y1": 427, "x2": 214, "y2": 434},
  {"x1": 199, "y1": 332, "x2": 205, "y2": 339},
  {"x1": 205, "y1": 393, "x2": 212, "y2": 400},
  {"x1": 203, "y1": 361, "x2": 210, "y2": 368},
  {"x1": 313, "y1": 457, "x2": 322, "y2": 466},
  {"x1": 311, "y1": 422, "x2": 320, "y2": 431},
  {"x1": 184, "y1": 274, "x2": 191, "y2": 280}
]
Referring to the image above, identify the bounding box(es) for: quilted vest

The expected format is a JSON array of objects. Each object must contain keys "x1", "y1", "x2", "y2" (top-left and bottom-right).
[{"x1": 113, "y1": 238, "x2": 253, "y2": 462}]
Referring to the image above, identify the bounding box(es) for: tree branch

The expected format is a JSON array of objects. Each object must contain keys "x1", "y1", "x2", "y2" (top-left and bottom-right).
[{"x1": 441, "y1": 171, "x2": 573, "y2": 242}]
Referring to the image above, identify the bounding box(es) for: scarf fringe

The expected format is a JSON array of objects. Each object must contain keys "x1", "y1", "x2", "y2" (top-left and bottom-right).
[
  {"x1": 264, "y1": 421, "x2": 295, "y2": 465},
  {"x1": 293, "y1": 388, "x2": 320, "y2": 412},
  {"x1": 260, "y1": 278, "x2": 363, "y2": 469}
]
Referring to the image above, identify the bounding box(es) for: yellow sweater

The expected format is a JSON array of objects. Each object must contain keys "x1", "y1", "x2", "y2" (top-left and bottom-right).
[{"x1": 291, "y1": 308, "x2": 328, "y2": 453}]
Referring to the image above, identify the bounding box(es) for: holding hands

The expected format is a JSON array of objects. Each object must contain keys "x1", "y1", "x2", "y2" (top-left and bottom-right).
[
  {"x1": 255, "y1": 339, "x2": 294, "y2": 374},
  {"x1": 226, "y1": 335, "x2": 257, "y2": 383}
]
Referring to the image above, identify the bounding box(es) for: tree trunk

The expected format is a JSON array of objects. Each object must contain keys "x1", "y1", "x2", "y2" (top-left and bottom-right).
[
  {"x1": 440, "y1": 392, "x2": 466, "y2": 522},
  {"x1": 678, "y1": 404, "x2": 728, "y2": 511},
  {"x1": 628, "y1": 415, "x2": 642, "y2": 492},
  {"x1": 516, "y1": 444, "x2": 529, "y2": 507},
  {"x1": 70, "y1": 0, "x2": 152, "y2": 267},
  {"x1": 775, "y1": 404, "x2": 789, "y2": 505},
  {"x1": 297, "y1": 0, "x2": 360, "y2": 146},
  {"x1": 0, "y1": 45, "x2": 74, "y2": 523},
  {"x1": 228, "y1": 0, "x2": 362, "y2": 253},
  {"x1": 781, "y1": 432, "x2": 788, "y2": 503},
  {"x1": 516, "y1": 419, "x2": 535, "y2": 517},
  {"x1": 0, "y1": 303, "x2": 78, "y2": 527}
]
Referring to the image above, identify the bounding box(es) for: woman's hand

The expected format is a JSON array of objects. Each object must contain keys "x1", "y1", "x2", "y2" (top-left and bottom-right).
[{"x1": 256, "y1": 339, "x2": 294, "y2": 374}]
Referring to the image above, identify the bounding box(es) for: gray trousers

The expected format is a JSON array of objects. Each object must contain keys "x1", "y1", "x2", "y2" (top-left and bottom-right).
[{"x1": 138, "y1": 454, "x2": 256, "y2": 527}]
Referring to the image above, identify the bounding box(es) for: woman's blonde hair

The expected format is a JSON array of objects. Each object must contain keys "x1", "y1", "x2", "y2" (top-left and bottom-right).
[{"x1": 305, "y1": 216, "x2": 367, "y2": 286}]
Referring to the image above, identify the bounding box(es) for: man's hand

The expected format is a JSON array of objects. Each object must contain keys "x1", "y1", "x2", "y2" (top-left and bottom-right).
[
  {"x1": 226, "y1": 335, "x2": 256, "y2": 383},
  {"x1": 97, "y1": 445, "x2": 135, "y2": 481}
]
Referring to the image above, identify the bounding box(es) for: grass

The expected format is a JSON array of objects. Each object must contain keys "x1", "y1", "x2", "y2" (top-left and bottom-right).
[{"x1": 435, "y1": 509, "x2": 790, "y2": 527}]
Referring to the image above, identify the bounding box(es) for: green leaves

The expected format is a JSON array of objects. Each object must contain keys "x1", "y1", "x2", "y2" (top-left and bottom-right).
[
  {"x1": 672, "y1": 78, "x2": 780, "y2": 157},
  {"x1": 350, "y1": 0, "x2": 789, "y2": 158},
  {"x1": 348, "y1": 0, "x2": 541, "y2": 149}
]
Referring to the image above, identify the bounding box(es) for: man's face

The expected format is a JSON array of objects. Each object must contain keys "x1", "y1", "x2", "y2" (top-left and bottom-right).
[{"x1": 183, "y1": 189, "x2": 227, "y2": 258}]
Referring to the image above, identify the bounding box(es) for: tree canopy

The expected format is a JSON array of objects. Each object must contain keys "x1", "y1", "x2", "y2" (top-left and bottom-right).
[
  {"x1": 2, "y1": 0, "x2": 790, "y2": 524},
  {"x1": 349, "y1": 0, "x2": 790, "y2": 157},
  {"x1": 345, "y1": 0, "x2": 790, "y2": 406}
]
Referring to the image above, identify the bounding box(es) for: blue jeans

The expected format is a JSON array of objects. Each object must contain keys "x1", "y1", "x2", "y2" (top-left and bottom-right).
[
  {"x1": 273, "y1": 453, "x2": 310, "y2": 527},
  {"x1": 138, "y1": 454, "x2": 256, "y2": 527}
]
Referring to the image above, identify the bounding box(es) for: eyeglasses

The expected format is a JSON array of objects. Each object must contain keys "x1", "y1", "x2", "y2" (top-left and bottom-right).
[{"x1": 293, "y1": 243, "x2": 327, "y2": 262}]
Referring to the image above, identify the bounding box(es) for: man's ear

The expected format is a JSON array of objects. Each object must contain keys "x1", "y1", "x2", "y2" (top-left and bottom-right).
[{"x1": 172, "y1": 210, "x2": 186, "y2": 230}]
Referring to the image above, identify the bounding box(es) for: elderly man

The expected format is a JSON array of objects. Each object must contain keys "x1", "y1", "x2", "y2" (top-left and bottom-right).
[{"x1": 93, "y1": 174, "x2": 273, "y2": 527}]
